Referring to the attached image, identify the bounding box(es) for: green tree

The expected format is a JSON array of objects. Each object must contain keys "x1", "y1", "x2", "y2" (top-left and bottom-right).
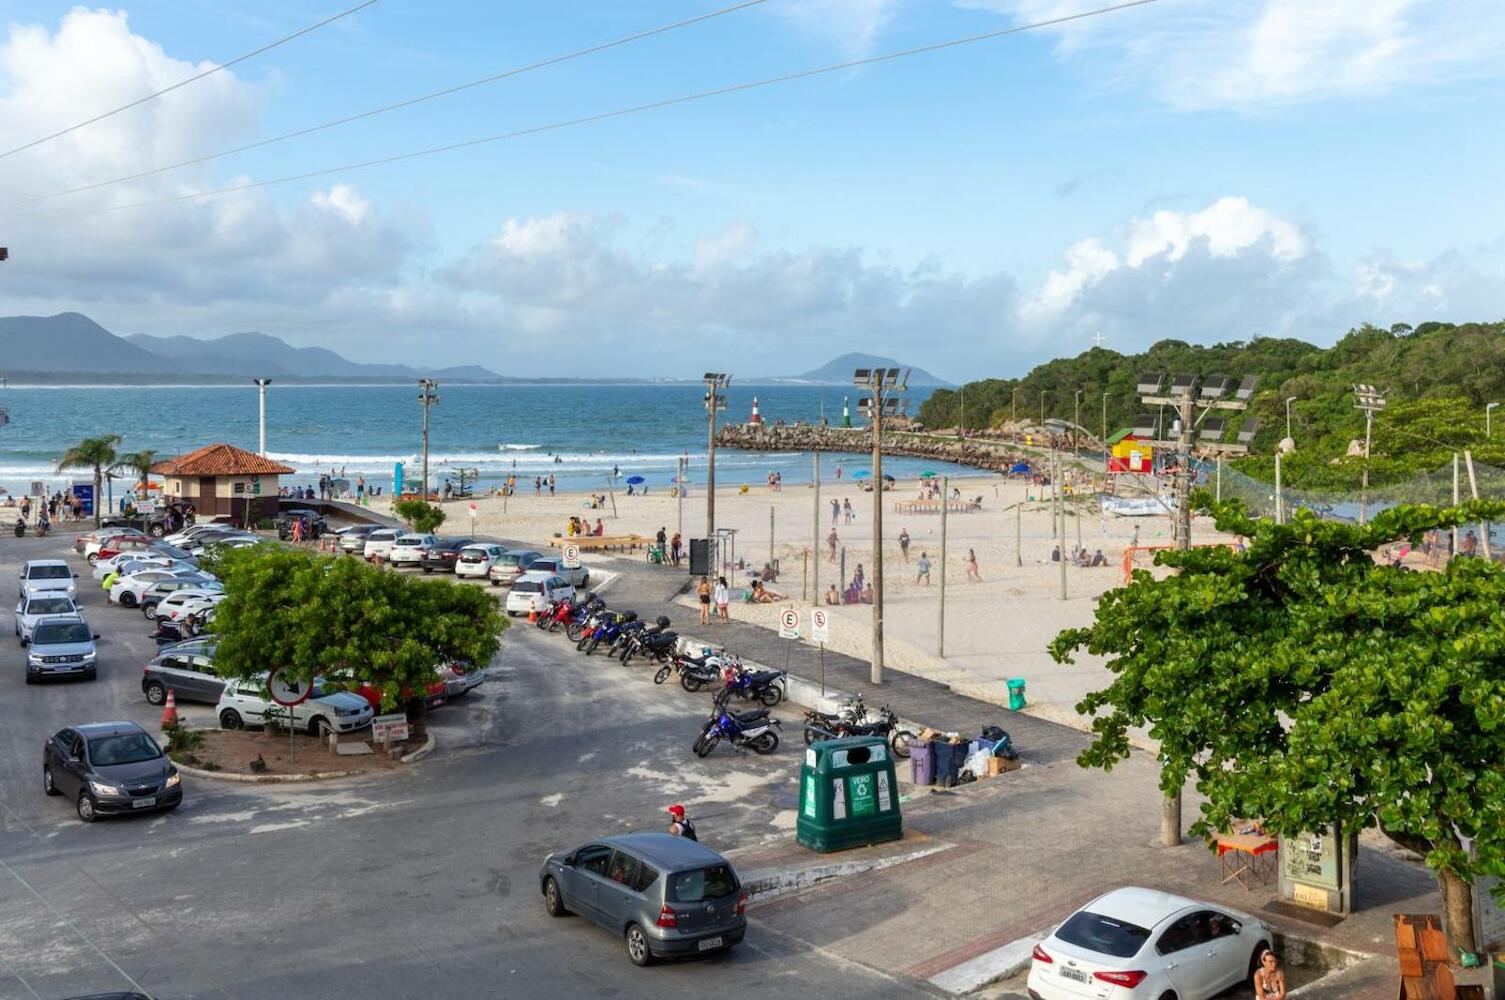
[
  {"x1": 207, "y1": 546, "x2": 505, "y2": 715},
  {"x1": 1051, "y1": 497, "x2": 1505, "y2": 957},
  {"x1": 114, "y1": 449, "x2": 158, "y2": 497},
  {"x1": 56, "y1": 434, "x2": 122, "y2": 527},
  {"x1": 394, "y1": 498, "x2": 447, "y2": 533}
]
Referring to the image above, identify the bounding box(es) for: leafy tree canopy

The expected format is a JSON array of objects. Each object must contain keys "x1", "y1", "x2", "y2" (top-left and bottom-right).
[
  {"x1": 394, "y1": 498, "x2": 446, "y2": 533},
  {"x1": 205, "y1": 546, "x2": 505, "y2": 711},
  {"x1": 1050, "y1": 496, "x2": 1505, "y2": 953}
]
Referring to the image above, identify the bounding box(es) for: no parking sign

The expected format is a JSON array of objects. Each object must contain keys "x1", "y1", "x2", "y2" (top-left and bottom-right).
[
  {"x1": 810, "y1": 608, "x2": 830, "y2": 644},
  {"x1": 562, "y1": 542, "x2": 581, "y2": 569},
  {"x1": 778, "y1": 607, "x2": 800, "y2": 640}
]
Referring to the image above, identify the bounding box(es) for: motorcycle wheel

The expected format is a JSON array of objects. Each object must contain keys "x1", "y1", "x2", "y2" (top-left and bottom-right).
[
  {"x1": 889, "y1": 729, "x2": 915, "y2": 759},
  {"x1": 758, "y1": 685, "x2": 784, "y2": 708},
  {"x1": 749, "y1": 732, "x2": 779, "y2": 755},
  {"x1": 575, "y1": 634, "x2": 591, "y2": 652},
  {"x1": 693, "y1": 734, "x2": 719, "y2": 758},
  {"x1": 681, "y1": 674, "x2": 705, "y2": 693},
  {"x1": 535, "y1": 615, "x2": 551, "y2": 630},
  {"x1": 653, "y1": 665, "x2": 671, "y2": 685},
  {"x1": 620, "y1": 647, "x2": 633, "y2": 665},
  {"x1": 585, "y1": 636, "x2": 601, "y2": 656},
  {"x1": 565, "y1": 624, "x2": 583, "y2": 642}
]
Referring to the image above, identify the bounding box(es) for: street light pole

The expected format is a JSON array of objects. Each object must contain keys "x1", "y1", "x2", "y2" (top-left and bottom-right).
[
  {"x1": 1074, "y1": 390, "x2": 1083, "y2": 457},
  {"x1": 1039, "y1": 390, "x2": 1046, "y2": 426},
  {"x1": 703, "y1": 373, "x2": 731, "y2": 544},
  {"x1": 1488, "y1": 402, "x2": 1499, "y2": 438},
  {"x1": 253, "y1": 378, "x2": 271, "y2": 457},
  {"x1": 855, "y1": 367, "x2": 908, "y2": 686},
  {"x1": 418, "y1": 379, "x2": 440, "y2": 500},
  {"x1": 1285, "y1": 396, "x2": 1297, "y2": 441},
  {"x1": 1101, "y1": 392, "x2": 1109, "y2": 471},
  {"x1": 1352, "y1": 385, "x2": 1386, "y2": 525},
  {"x1": 1011, "y1": 387, "x2": 1019, "y2": 428}
]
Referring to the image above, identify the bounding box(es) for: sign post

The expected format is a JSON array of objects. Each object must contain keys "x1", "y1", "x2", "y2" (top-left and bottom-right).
[
  {"x1": 779, "y1": 607, "x2": 800, "y2": 674},
  {"x1": 810, "y1": 608, "x2": 830, "y2": 696},
  {"x1": 469, "y1": 500, "x2": 478, "y2": 536},
  {"x1": 268, "y1": 669, "x2": 312, "y2": 766},
  {"x1": 371, "y1": 713, "x2": 410, "y2": 752},
  {"x1": 562, "y1": 542, "x2": 581, "y2": 570}
]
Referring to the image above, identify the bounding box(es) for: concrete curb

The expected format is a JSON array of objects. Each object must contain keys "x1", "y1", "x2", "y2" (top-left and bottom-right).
[
  {"x1": 739, "y1": 841, "x2": 950, "y2": 905},
  {"x1": 401, "y1": 731, "x2": 436, "y2": 763},
  {"x1": 173, "y1": 761, "x2": 366, "y2": 783}
]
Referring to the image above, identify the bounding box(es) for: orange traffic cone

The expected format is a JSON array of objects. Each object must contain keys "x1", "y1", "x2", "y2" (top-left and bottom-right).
[
  {"x1": 528, "y1": 609, "x2": 538, "y2": 623},
  {"x1": 161, "y1": 689, "x2": 178, "y2": 728}
]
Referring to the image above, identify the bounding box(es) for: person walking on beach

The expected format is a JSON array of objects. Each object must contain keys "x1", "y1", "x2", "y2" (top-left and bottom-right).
[
  {"x1": 916, "y1": 552, "x2": 932, "y2": 585},
  {"x1": 534, "y1": 477, "x2": 542, "y2": 496},
  {"x1": 827, "y1": 527, "x2": 838, "y2": 563},
  {"x1": 898, "y1": 528, "x2": 911, "y2": 561},
  {"x1": 830, "y1": 498, "x2": 839, "y2": 526},
  {"x1": 713, "y1": 576, "x2": 730, "y2": 623},
  {"x1": 965, "y1": 547, "x2": 981, "y2": 582},
  {"x1": 697, "y1": 576, "x2": 712, "y2": 625},
  {"x1": 548, "y1": 475, "x2": 556, "y2": 497},
  {"x1": 842, "y1": 498, "x2": 853, "y2": 525}
]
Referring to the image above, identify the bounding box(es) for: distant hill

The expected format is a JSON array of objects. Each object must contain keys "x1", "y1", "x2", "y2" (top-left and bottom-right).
[
  {"x1": 755, "y1": 352, "x2": 952, "y2": 387},
  {"x1": 0, "y1": 312, "x2": 500, "y2": 381}
]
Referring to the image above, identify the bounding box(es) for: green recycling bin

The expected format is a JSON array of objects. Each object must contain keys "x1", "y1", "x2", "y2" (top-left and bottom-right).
[
  {"x1": 796, "y1": 735, "x2": 902, "y2": 853},
  {"x1": 1007, "y1": 677, "x2": 1027, "y2": 711}
]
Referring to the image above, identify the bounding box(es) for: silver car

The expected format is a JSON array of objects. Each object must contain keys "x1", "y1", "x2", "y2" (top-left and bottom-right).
[
  {"x1": 526, "y1": 556, "x2": 590, "y2": 589},
  {"x1": 539, "y1": 832, "x2": 747, "y2": 966},
  {"x1": 25, "y1": 616, "x2": 99, "y2": 683},
  {"x1": 19, "y1": 559, "x2": 77, "y2": 601},
  {"x1": 15, "y1": 594, "x2": 83, "y2": 644}
]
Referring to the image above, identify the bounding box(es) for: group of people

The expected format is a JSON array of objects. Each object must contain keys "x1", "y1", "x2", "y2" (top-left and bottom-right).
[
  {"x1": 565, "y1": 515, "x2": 605, "y2": 537},
  {"x1": 765, "y1": 471, "x2": 784, "y2": 491},
  {"x1": 696, "y1": 575, "x2": 730, "y2": 624},
  {"x1": 1053, "y1": 544, "x2": 1110, "y2": 567},
  {"x1": 654, "y1": 527, "x2": 684, "y2": 567},
  {"x1": 829, "y1": 497, "x2": 856, "y2": 526},
  {"x1": 18, "y1": 491, "x2": 81, "y2": 525}
]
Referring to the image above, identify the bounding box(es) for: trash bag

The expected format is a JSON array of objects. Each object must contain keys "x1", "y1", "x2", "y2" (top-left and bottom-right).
[
  {"x1": 962, "y1": 749, "x2": 992, "y2": 780},
  {"x1": 982, "y1": 726, "x2": 1019, "y2": 760}
]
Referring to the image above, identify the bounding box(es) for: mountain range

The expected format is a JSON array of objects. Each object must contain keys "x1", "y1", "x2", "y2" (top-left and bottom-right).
[{"x1": 756, "y1": 352, "x2": 951, "y2": 387}]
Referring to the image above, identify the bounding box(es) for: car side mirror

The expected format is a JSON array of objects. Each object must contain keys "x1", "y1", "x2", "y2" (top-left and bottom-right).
[{"x1": 561, "y1": 853, "x2": 576, "y2": 866}]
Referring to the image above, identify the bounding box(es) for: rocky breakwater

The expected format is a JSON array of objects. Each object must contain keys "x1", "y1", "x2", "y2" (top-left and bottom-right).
[{"x1": 715, "y1": 422, "x2": 1027, "y2": 472}]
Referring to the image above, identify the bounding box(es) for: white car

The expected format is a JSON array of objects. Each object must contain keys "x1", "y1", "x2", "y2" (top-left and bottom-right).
[
  {"x1": 14, "y1": 594, "x2": 83, "y2": 644},
  {"x1": 110, "y1": 570, "x2": 208, "y2": 608},
  {"x1": 216, "y1": 674, "x2": 374, "y2": 736},
  {"x1": 387, "y1": 533, "x2": 438, "y2": 568},
  {"x1": 1027, "y1": 887, "x2": 1269, "y2": 1000},
  {"x1": 19, "y1": 560, "x2": 77, "y2": 601},
  {"x1": 363, "y1": 528, "x2": 402, "y2": 561},
  {"x1": 504, "y1": 572, "x2": 574, "y2": 617},
  {"x1": 92, "y1": 552, "x2": 172, "y2": 581},
  {"x1": 155, "y1": 590, "x2": 226, "y2": 622},
  {"x1": 186, "y1": 535, "x2": 262, "y2": 557},
  {"x1": 454, "y1": 543, "x2": 506, "y2": 580}
]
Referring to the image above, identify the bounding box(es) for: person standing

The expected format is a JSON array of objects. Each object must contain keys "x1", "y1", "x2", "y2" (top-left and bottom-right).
[
  {"x1": 20, "y1": 497, "x2": 30, "y2": 524},
  {"x1": 697, "y1": 576, "x2": 712, "y2": 625},
  {"x1": 916, "y1": 551, "x2": 932, "y2": 585},
  {"x1": 898, "y1": 528, "x2": 911, "y2": 561},
  {"x1": 826, "y1": 527, "x2": 838, "y2": 563},
  {"x1": 670, "y1": 531, "x2": 682, "y2": 567},
  {"x1": 291, "y1": 516, "x2": 304, "y2": 544},
  {"x1": 548, "y1": 475, "x2": 556, "y2": 497},
  {"x1": 713, "y1": 576, "x2": 730, "y2": 623},
  {"x1": 666, "y1": 804, "x2": 697, "y2": 840},
  {"x1": 843, "y1": 498, "x2": 853, "y2": 525},
  {"x1": 830, "y1": 498, "x2": 840, "y2": 526},
  {"x1": 966, "y1": 547, "x2": 982, "y2": 582}
]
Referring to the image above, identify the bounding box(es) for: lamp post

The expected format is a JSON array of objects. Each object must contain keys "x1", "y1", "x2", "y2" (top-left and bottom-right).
[
  {"x1": 703, "y1": 373, "x2": 731, "y2": 545},
  {"x1": 1488, "y1": 402, "x2": 1499, "y2": 438},
  {"x1": 253, "y1": 378, "x2": 272, "y2": 457},
  {"x1": 1352, "y1": 384, "x2": 1387, "y2": 524},
  {"x1": 1101, "y1": 392, "x2": 1110, "y2": 471},
  {"x1": 1039, "y1": 389, "x2": 1046, "y2": 427},
  {"x1": 1074, "y1": 389, "x2": 1083, "y2": 457},
  {"x1": 418, "y1": 379, "x2": 439, "y2": 500},
  {"x1": 1285, "y1": 396, "x2": 1297, "y2": 442},
  {"x1": 855, "y1": 366, "x2": 909, "y2": 686}
]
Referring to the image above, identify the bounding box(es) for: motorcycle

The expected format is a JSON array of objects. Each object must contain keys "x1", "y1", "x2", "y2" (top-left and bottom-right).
[
  {"x1": 802, "y1": 695, "x2": 869, "y2": 744},
  {"x1": 618, "y1": 616, "x2": 673, "y2": 664},
  {"x1": 692, "y1": 690, "x2": 780, "y2": 757},
  {"x1": 722, "y1": 666, "x2": 786, "y2": 707},
  {"x1": 584, "y1": 611, "x2": 635, "y2": 656},
  {"x1": 12, "y1": 520, "x2": 23, "y2": 538},
  {"x1": 535, "y1": 595, "x2": 574, "y2": 630},
  {"x1": 36, "y1": 518, "x2": 50, "y2": 537},
  {"x1": 833, "y1": 704, "x2": 916, "y2": 759},
  {"x1": 564, "y1": 600, "x2": 607, "y2": 643},
  {"x1": 671, "y1": 649, "x2": 740, "y2": 692}
]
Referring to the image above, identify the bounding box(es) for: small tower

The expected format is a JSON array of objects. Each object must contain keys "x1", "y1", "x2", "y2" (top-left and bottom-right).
[
  {"x1": 749, "y1": 396, "x2": 764, "y2": 425},
  {"x1": 842, "y1": 396, "x2": 852, "y2": 428}
]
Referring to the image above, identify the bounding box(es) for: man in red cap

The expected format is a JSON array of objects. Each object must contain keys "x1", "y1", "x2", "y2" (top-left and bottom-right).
[{"x1": 666, "y1": 804, "x2": 697, "y2": 841}]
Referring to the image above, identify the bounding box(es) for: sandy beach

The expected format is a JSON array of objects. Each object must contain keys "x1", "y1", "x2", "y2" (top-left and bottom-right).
[{"x1": 381, "y1": 470, "x2": 1231, "y2": 737}]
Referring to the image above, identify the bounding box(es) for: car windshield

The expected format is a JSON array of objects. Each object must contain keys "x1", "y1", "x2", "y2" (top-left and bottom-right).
[
  {"x1": 513, "y1": 581, "x2": 542, "y2": 593},
  {"x1": 87, "y1": 732, "x2": 162, "y2": 765},
  {"x1": 27, "y1": 598, "x2": 74, "y2": 615},
  {"x1": 33, "y1": 622, "x2": 90, "y2": 644},
  {"x1": 153, "y1": 544, "x2": 192, "y2": 560},
  {"x1": 27, "y1": 565, "x2": 70, "y2": 580},
  {"x1": 1055, "y1": 910, "x2": 1152, "y2": 959},
  {"x1": 667, "y1": 864, "x2": 739, "y2": 902}
]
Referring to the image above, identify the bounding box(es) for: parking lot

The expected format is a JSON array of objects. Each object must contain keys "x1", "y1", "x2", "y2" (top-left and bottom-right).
[{"x1": 0, "y1": 530, "x2": 923, "y2": 999}]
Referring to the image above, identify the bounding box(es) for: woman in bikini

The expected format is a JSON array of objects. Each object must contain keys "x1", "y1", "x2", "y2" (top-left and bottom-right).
[{"x1": 1253, "y1": 950, "x2": 1286, "y2": 1000}]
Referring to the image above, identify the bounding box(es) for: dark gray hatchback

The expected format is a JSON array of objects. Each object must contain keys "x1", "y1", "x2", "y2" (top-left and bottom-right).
[
  {"x1": 42, "y1": 721, "x2": 182, "y2": 823},
  {"x1": 539, "y1": 832, "x2": 746, "y2": 966}
]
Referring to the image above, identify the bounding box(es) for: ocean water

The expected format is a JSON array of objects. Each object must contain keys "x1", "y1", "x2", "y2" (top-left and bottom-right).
[{"x1": 0, "y1": 382, "x2": 979, "y2": 494}]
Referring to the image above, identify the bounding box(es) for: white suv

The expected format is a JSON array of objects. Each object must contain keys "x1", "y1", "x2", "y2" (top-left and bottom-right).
[
  {"x1": 504, "y1": 572, "x2": 574, "y2": 617},
  {"x1": 20, "y1": 560, "x2": 77, "y2": 601},
  {"x1": 387, "y1": 533, "x2": 437, "y2": 568},
  {"x1": 455, "y1": 543, "x2": 506, "y2": 580},
  {"x1": 216, "y1": 675, "x2": 374, "y2": 736},
  {"x1": 362, "y1": 528, "x2": 402, "y2": 562}
]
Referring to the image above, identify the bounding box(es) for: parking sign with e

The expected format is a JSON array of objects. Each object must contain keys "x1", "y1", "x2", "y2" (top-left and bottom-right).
[
  {"x1": 810, "y1": 608, "x2": 830, "y2": 643},
  {"x1": 779, "y1": 608, "x2": 800, "y2": 639},
  {"x1": 562, "y1": 542, "x2": 580, "y2": 569}
]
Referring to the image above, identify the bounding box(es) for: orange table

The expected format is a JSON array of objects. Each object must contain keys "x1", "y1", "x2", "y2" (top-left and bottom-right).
[{"x1": 1215, "y1": 833, "x2": 1277, "y2": 890}]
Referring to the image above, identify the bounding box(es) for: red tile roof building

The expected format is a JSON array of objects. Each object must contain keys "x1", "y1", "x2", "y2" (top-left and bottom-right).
[{"x1": 151, "y1": 443, "x2": 294, "y2": 521}]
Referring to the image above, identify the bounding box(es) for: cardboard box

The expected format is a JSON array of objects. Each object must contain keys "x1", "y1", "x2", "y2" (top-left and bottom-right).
[
  {"x1": 988, "y1": 757, "x2": 1022, "y2": 776},
  {"x1": 918, "y1": 728, "x2": 940, "y2": 742}
]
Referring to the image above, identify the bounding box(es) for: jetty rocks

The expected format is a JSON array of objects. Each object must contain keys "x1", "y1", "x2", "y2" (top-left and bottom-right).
[{"x1": 715, "y1": 422, "x2": 1033, "y2": 473}]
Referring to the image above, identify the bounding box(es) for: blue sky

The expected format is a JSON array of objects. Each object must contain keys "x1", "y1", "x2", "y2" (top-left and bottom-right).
[{"x1": 1, "y1": 1, "x2": 1502, "y2": 379}]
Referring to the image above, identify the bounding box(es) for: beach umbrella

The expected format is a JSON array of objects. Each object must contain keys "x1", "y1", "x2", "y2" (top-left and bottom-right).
[
  {"x1": 919, "y1": 470, "x2": 936, "y2": 478},
  {"x1": 883, "y1": 473, "x2": 896, "y2": 482},
  {"x1": 625, "y1": 475, "x2": 645, "y2": 485},
  {"x1": 852, "y1": 469, "x2": 871, "y2": 478}
]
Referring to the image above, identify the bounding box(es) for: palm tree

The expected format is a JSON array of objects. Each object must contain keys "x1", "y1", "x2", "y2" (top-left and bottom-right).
[
  {"x1": 56, "y1": 435, "x2": 121, "y2": 527},
  {"x1": 114, "y1": 449, "x2": 158, "y2": 500}
]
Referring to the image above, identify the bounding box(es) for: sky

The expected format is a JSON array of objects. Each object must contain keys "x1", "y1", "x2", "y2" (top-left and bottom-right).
[{"x1": 0, "y1": 0, "x2": 1502, "y2": 381}]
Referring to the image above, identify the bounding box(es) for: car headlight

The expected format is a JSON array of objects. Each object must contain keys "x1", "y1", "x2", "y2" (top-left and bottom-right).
[
  {"x1": 89, "y1": 780, "x2": 123, "y2": 797},
  {"x1": 27, "y1": 655, "x2": 42, "y2": 666},
  {"x1": 82, "y1": 651, "x2": 96, "y2": 661},
  {"x1": 165, "y1": 772, "x2": 181, "y2": 788}
]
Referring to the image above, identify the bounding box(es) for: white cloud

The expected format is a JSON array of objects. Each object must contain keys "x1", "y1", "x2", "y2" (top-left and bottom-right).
[
  {"x1": 958, "y1": 0, "x2": 1505, "y2": 110},
  {"x1": 771, "y1": 0, "x2": 902, "y2": 56}
]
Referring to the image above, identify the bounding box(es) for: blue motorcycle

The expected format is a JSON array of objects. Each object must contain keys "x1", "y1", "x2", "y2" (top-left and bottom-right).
[
  {"x1": 584, "y1": 611, "x2": 636, "y2": 656},
  {"x1": 692, "y1": 690, "x2": 780, "y2": 757},
  {"x1": 722, "y1": 666, "x2": 786, "y2": 707}
]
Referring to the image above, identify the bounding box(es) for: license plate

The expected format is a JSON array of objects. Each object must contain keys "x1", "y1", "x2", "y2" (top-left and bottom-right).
[
  {"x1": 132, "y1": 797, "x2": 155, "y2": 809},
  {"x1": 697, "y1": 936, "x2": 723, "y2": 952},
  {"x1": 1060, "y1": 967, "x2": 1090, "y2": 983}
]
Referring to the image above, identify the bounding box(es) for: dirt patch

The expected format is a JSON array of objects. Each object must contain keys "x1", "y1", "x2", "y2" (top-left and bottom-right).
[{"x1": 171, "y1": 727, "x2": 420, "y2": 777}]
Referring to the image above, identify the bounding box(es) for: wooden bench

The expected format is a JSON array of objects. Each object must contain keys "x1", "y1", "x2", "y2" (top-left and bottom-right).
[
  {"x1": 892, "y1": 499, "x2": 981, "y2": 514},
  {"x1": 549, "y1": 534, "x2": 648, "y2": 552}
]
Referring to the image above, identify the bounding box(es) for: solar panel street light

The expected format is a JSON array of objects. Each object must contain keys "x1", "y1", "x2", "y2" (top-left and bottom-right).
[
  {"x1": 1170, "y1": 374, "x2": 1197, "y2": 397},
  {"x1": 1199, "y1": 375, "x2": 1232, "y2": 399},
  {"x1": 1235, "y1": 375, "x2": 1258, "y2": 401},
  {"x1": 1236, "y1": 418, "x2": 1260, "y2": 444},
  {"x1": 853, "y1": 369, "x2": 872, "y2": 383},
  {"x1": 1137, "y1": 373, "x2": 1164, "y2": 395},
  {"x1": 1132, "y1": 414, "x2": 1157, "y2": 437},
  {"x1": 1198, "y1": 416, "x2": 1228, "y2": 441}
]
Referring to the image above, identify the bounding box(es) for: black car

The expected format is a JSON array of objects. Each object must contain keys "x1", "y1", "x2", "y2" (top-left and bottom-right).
[
  {"x1": 43, "y1": 721, "x2": 183, "y2": 823},
  {"x1": 276, "y1": 508, "x2": 327, "y2": 539},
  {"x1": 419, "y1": 537, "x2": 475, "y2": 574},
  {"x1": 101, "y1": 500, "x2": 197, "y2": 538}
]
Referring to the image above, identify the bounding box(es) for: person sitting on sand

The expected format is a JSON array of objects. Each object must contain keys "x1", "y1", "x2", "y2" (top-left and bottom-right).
[
  {"x1": 824, "y1": 584, "x2": 840, "y2": 605},
  {"x1": 594, "y1": 518, "x2": 605, "y2": 536},
  {"x1": 750, "y1": 580, "x2": 783, "y2": 604},
  {"x1": 859, "y1": 583, "x2": 873, "y2": 604},
  {"x1": 1091, "y1": 549, "x2": 1108, "y2": 566}
]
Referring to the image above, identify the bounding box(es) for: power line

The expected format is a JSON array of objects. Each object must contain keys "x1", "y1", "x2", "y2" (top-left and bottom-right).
[
  {"x1": 0, "y1": 0, "x2": 379, "y2": 161},
  {"x1": 15, "y1": 0, "x2": 1157, "y2": 223},
  {"x1": 5, "y1": 0, "x2": 772, "y2": 211}
]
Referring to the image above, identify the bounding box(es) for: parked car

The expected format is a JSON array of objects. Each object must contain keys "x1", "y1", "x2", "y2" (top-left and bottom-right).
[
  {"x1": 362, "y1": 528, "x2": 403, "y2": 561},
  {"x1": 526, "y1": 556, "x2": 590, "y2": 589},
  {"x1": 153, "y1": 589, "x2": 226, "y2": 623},
  {"x1": 539, "y1": 832, "x2": 746, "y2": 966},
  {"x1": 164, "y1": 524, "x2": 240, "y2": 548},
  {"x1": 216, "y1": 675, "x2": 374, "y2": 736},
  {"x1": 505, "y1": 572, "x2": 574, "y2": 616},
  {"x1": 1026, "y1": 887, "x2": 1269, "y2": 1000},
  {"x1": 338, "y1": 524, "x2": 379, "y2": 554},
  {"x1": 43, "y1": 721, "x2": 182, "y2": 822},
  {"x1": 185, "y1": 535, "x2": 262, "y2": 557},
  {"x1": 387, "y1": 533, "x2": 439, "y2": 568},
  {"x1": 79, "y1": 528, "x2": 146, "y2": 559},
  {"x1": 25, "y1": 616, "x2": 99, "y2": 683},
  {"x1": 347, "y1": 668, "x2": 449, "y2": 713},
  {"x1": 110, "y1": 570, "x2": 209, "y2": 607},
  {"x1": 455, "y1": 543, "x2": 508, "y2": 580},
  {"x1": 417, "y1": 536, "x2": 474, "y2": 573},
  {"x1": 99, "y1": 500, "x2": 197, "y2": 538},
  {"x1": 487, "y1": 549, "x2": 543, "y2": 587},
  {"x1": 141, "y1": 645, "x2": 222, "y2": 705},
  {"x1": 92, "y1": 551, "x2": 174, "y2": 581},
  {"x1": 439, "y1": 663, "x2": 486, "y2": 699},
  {"x1": 139, "y1": 579, "x2": 223, "y2": 618},
  {"x1": 20, "y1": 559, "x2": 77, "y2": 600},
  {"x1": 276, "y1": 508, "x2": 328, "y2": 539},
  {"x1": 94, "y1": 535, "x2": 161, "y2": 565},
  {"x1": 15, "y1": 594, "x2": 82, "y2": 644}
]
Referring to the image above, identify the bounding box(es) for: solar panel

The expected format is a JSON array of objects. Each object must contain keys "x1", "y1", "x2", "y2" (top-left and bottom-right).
[
  {"x1": 1235, "y1": 375, "x2": 1258, "y2": 400},
  {"x1": 1137, "y1": 373, "x2": 1164, "y2": 395},
  {"x1": 1200, "y1": 375, "x2": 1232, "y2": 399},
  {"x1": 1236, "y1": 418, "x2": 1260, "y2": 444},
  {"x1": 1198, "y1": 416, "x2": 1228, "y2": 441},
  {"x1": 1170, "y1": 374, "x2": 1197, "y2": 396},
  {"x1": 1132, "y1": 413, "x2": 1157, "y2": 437}
]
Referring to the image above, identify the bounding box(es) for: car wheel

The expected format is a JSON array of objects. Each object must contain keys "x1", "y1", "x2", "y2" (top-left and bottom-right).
[
  {"x1": 141, "y1": 601, "x2": 158, "y2": 617},
  {"x1": 219, "y1": 709, "x2": 243, "y2": 730},
  {"x1": 150, "y1": 524, "x2": 165, "y2": 537},
  {"x1": 83, "y1": 668, "x2": 96, "y2": 681},
  {"x1": 119, "y1": 593, "x2": 137, "y2": 608},
  {"x1": 43, "y1": 766, "x2": 60, "y2": 796},
  {"x1": 489, "y1": 579, "x2": 500, "y2": 587},
  {"x1": 144, "y1": 681, "x2": 167, "y2": 705},
  {"x1": 1157, "y1": 992, "x2": 1177, "y2": 1000},
  {"x1": 309, "y1": 716, "x2": 331, "y2": 738},
  {"x1": 543, "y1": 877, "x2": 571, "y2": 917},
  {"x1": 625, "y1": 924, "x2": 653, "y2": 967},
  {"x1": 77, "y1": 792, "x2": 98, "y2": 823}
]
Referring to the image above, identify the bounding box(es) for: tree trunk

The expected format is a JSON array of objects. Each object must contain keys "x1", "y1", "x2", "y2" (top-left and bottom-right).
[
  {"x1": 1438, "y1": 865, "x2": 1478, "y2": 959},
  {"x1": 93, "y1": 468, "x2": 102, "y2": 527},
  {"x1": 1160, "y1": 786, "x2": 1182, "y2": 846}
]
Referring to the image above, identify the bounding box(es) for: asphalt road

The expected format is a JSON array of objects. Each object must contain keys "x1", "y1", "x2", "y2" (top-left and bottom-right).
[{"x1": 0, "y1": 532, "x2": 919, "y2": 999}]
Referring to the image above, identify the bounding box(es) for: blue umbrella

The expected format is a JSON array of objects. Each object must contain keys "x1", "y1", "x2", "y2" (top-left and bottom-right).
[
  {"x1": 625, "y1": 475, "x2": 645, "y2": 485},
  {"x1": 852, "y1": 469, "x2": 871, "y2": 478}
]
